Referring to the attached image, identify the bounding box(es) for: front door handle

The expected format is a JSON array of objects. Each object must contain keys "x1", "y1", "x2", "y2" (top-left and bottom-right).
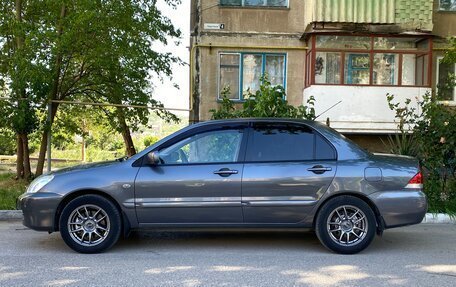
[
  {"x1": 307, "y1": 165, "x2": 332, "y2": 174},
  {"x1": 213, "y1": 168, "x2": 238, "y2": 177}
]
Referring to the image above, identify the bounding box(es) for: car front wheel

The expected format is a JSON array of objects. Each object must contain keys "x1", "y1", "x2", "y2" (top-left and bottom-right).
[
  {"x1": 315, "y1": 195, "x2": 376, "y2": 254},
  {"x1": 59, "y1": 195, "x2": 121, "y2": 253}
]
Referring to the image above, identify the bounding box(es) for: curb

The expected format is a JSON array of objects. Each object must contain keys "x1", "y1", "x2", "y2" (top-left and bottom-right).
[
  {"x1": 0, "y1": 210, "x2": 22, "y2": 220},
  {"x1": 0, "y1": 210, "x2": 454, "y2": 223},
  {"x1": 422, "y1": 213, "x2": 455, "y2": 224}
]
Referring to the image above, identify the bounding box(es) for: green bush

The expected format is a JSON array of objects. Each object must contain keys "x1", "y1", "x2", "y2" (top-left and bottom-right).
[
  {"x1": 425, "y1": 178, "x2": 456, "y2": 216},
  {"x1": 86, "y1": 147, "x2": 119, "y2": 162},
  {"x1": 0, "y1": 173, "x2": 27, "y2": 209},
  {"x1": 386, "y1": 92, "x2": 456, "y2": 214},
  {"x1": 210, "y1": 76, "x2": 315, "y2": 120},
  {"x1": 143, "y1": 135, "x2": 160, "y2": 148},
  {"x1": 0, "y1": 129, "x2": 16, "y2": 155}
]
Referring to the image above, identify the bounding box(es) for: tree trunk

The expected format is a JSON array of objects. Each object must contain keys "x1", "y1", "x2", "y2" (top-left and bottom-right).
[
  {"x1": 116, "y1": 108, "x2": 136, "y2": 156},
  {"x1": 21, "y1": 134, "x2": 31, "y2": 179},
  {"x1": 15, "y1": 134, "x2": 24, "y2": 179},
  {"x1": 14, "y1": 0, "x2": 26, "y2": 180},
  {"x1": 35, "y1": 4, "x2": 66, "y2": 176},
  {"x1": 35, "y1": 102, "x2": 58, "y2": 176}
]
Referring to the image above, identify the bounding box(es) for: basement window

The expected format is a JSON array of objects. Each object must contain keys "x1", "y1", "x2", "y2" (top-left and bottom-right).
[{"x1": 219, "y1": 52, "x2": 287, "y2": 101}]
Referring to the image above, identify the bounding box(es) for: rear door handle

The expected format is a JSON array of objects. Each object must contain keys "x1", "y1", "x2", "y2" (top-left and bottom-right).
[
  {"x1": 307, "y1": 165, "x2": 332, "y2": 174},
  {"x1": 213, "y1": 168, "x2": 238, "y2": 177}
]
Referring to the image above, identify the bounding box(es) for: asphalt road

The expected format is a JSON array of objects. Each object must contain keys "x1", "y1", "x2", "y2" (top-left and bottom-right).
[{"x1": 0, "y1": 221, "x2": 455, "y2": 287}]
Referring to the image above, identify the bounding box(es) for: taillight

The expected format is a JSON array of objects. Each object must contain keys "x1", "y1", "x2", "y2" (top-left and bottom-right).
[{"x1": 405, "y1": 172, "x2": 423, "y2": 189}]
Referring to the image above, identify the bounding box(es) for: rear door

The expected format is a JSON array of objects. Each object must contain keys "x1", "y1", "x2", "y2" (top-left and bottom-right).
[{"x1": 241, "y1": 122, "x2": 337, "y2": 224}]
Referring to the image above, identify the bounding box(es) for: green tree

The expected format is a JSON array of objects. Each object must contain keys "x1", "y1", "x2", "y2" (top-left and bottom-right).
[
  {"x1": 0, "y1": 0, "x2": 43, "y2": 179},
  {"x1": 0, "y1": 0, "x2": 182, "y2": 176},
  {"x1": 210, "y1": 77, "x2": 316, "y2": 120}
]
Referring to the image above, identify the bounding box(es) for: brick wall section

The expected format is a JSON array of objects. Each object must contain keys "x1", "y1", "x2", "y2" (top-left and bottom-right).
[{"x1": 395, "y1": 0, "x2": 433, "y2": 30}]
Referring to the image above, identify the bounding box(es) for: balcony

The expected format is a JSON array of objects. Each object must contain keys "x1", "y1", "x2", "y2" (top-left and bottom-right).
[{"x1": 305, "y1": 0, "x2": 433, "y2": 32}]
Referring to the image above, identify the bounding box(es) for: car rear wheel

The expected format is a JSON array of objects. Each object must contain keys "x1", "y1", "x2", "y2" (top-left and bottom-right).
[
  {"x1": 315, "y1": 195, "x2": 376, "y2": 254},
  {"x1": 59, "y1": 195, "x2": 121, "y2": 253}
]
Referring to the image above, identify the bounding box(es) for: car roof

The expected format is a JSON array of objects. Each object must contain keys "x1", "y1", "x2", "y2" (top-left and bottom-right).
[{"x1": 192, "y1": 118, "x2": 315, "y2": 126}]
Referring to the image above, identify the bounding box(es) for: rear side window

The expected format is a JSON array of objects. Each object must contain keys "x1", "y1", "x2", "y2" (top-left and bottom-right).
[
  {"x1": 315, "y1": 132, "x2": 336, "y2": 160},
  {"x1": 246, "y1": 123, "x2": 336, "y2": 162}
]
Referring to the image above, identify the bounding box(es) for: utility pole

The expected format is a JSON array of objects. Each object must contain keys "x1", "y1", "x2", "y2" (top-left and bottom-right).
[{"x1": 46, "y1": 102, "x2": 52, "y2": 173}]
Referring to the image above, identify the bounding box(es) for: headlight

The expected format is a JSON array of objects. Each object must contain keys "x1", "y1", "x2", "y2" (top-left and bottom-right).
[{"x1": 27, "y1": 175, "x2": 54, "y2": 193}]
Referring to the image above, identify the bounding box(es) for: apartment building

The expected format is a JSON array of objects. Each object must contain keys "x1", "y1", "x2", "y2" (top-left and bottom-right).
[{"x1": 189, "y1": 0, "x2": 456, "y2": 151}]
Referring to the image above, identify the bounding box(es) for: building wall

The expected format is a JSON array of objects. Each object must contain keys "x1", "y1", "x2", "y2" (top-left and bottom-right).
[
  {"x1": 197, "y1": 37, "x2": 306, "y2": 121},
  {"x1": 432, "y1": 1, "x2": 456, "y2": 38},
  {"x1": 200, "y1": 0, "x2": 304, "y2": 33},
  {"x1": 191, "y1": 0, "x2": 307, "y2": 122},
  {"x1": 190, "y1": 0, "x2": 455, "y2": 152}
]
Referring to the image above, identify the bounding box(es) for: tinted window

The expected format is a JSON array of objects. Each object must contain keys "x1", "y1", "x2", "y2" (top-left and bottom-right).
[
  {"x1": 246, "y1": 124, "x2": 314, "y2": 162},
  {"x1": 315, "y1": 133, "x2": 336, "y2": 160},
  {"x1": 159, "y1": 129, "x2": 243, "y2": 164}
]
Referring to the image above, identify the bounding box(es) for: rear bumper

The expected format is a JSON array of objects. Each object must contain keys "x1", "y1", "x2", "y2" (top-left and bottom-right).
[
  {"x1": 369, "y1": 190, "x2": 427, "y2": 229},
  {"x1": 17, "y1": 192, "x2": 62, "y2": 232}
]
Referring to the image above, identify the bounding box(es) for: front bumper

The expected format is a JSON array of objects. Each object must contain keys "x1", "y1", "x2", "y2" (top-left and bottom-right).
[
  {"x1": 17, "y1": 192, "x2": 63, "y2": 232},
  {"x1": 369, "y1": 190, "x2": 427, "y2": 229}
]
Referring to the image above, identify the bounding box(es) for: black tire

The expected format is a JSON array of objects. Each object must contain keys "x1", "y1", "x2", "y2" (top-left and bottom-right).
[
  {"x1": 59, "y1": 195, "x2": 122, "y2": 253},
  {"x1": 315, "y1": 195, "x2": 376, "y2": 254}
]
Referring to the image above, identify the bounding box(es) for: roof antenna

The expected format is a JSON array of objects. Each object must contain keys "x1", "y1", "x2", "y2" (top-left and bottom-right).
[{"x1": 314, "y1": 100, "x2": 342, "y2": 120}]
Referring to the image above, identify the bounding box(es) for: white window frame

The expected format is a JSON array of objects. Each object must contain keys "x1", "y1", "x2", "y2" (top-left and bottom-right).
[
  {"x1": 218, "y1": 52, "x2": 242, "y2": 101},
  {"x1": 436, "y1": 56, "x2": 456, "y2": 105},
  {"x1": 218, "y1": 52, "x2": 287, "y2": 101}
]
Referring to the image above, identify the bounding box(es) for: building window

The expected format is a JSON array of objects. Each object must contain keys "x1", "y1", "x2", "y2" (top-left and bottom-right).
[
  {"x1": 307, "y1": 35, "x2": 431, "y2": 87},
  {"x1": 345, "y1": 54, "x2": 370, "y2": 84},
  {"x1": 219, "y1": 52, "x2": 286, "y2": 100},
  {"x1": 315, "y1": 52, "x2": 340, "y2": 84},
  {"x1": 373, "y1": 54, "x2": 398, "y2": 85},
  {"x1": 219, "y1": 54, "x2": 241, "y2": 100},
  {"x1": 436, "y1": 57, "x2": 456, "y2": 101},
  {"x1": 220, "y1": 0, "x2": 288, "y2": 7},
  {"x1": 439, "y1": 0, "x2": 456, "y2": 11}
]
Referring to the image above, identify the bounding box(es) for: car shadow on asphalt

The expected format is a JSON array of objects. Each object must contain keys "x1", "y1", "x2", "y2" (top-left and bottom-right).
[{"x1": 17, "y1": 224, "x2": 446, "y2": 256}]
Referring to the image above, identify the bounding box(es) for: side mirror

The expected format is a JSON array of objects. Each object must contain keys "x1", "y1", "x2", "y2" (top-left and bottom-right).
[{"x1": 147, "y1": 151, "x2": 161, "y2": 165}]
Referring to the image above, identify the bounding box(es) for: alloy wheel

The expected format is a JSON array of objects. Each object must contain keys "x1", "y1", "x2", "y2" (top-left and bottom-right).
[
  {"x1": 326, "y1": 205, "x2": 368, "y2": 246},
  {"x1": 67, "y1": 204, "x2": 111, "y2": 247}
]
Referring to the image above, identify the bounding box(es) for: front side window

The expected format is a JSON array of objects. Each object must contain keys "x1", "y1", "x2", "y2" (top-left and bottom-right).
[
  {"x1": 246, "y1": 123, "x2": 336, "y2": 162},
  {"x1": 158, "y1": 129, "x2": 243, "y2": 164},
  {"x1": 220, "y1": 0, "x2": 288, "y2": 7},
  {"x1": 439, "y1": 0, "x2": 456, "y2": 11},
  {"x1": 436, "y1": 57, "x2": 456, "y2": 101},
  {"x1": 219, "y1": 53, "x2": 286, "y2": 100}
]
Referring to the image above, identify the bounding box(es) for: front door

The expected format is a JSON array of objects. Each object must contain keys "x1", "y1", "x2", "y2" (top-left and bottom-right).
[
  {"x1": 242, "y1": 122, "x2": 337, "y2": 224},
  {"x1": 134, "y1": 126, "x2": 246, "y2": 225}
]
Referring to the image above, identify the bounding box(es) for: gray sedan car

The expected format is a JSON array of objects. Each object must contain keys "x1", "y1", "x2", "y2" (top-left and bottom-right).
[{"x1": 18, "y1": 119, "x2": 427, "y2": 254}]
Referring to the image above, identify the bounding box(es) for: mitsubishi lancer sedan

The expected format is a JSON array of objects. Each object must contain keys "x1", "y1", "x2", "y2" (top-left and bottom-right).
[{"x1": 18, "y1": 119, "x2": 427, "y2": 254}]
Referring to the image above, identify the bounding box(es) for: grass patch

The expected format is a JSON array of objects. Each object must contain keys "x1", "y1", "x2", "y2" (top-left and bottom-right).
[{"x1": 0, "y1": 173, "x2": 28, "y2": 210}]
